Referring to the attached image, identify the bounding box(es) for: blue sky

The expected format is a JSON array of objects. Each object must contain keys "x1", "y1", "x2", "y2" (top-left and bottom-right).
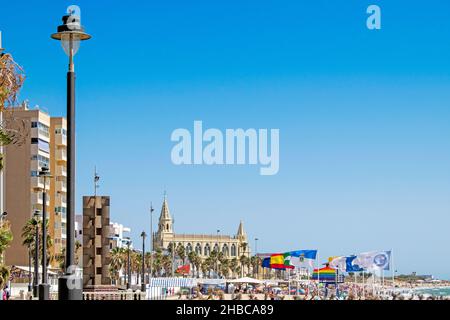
[{"x1": 1, "y1": 0, "x2": 450, "y2": 278}]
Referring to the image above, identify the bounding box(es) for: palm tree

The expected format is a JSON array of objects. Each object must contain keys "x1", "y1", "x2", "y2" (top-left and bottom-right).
[
  {"x1": 0, "y1": 265, "x2": 10, "y2": 290},
  {"x1": 176, "y1": 243, "x2": 186, "y2": 264},
  {"x1": 239, "y1": 254, "x2": 249, "y2": 277},
  {"x1": 21, "y1": 217, "x2": 53, "y2": 265},
  {"x1": 230, "y1": 258, "x2": 239, "y2": 278},
  {"x1": 110, "y1": 247, "x2": 125, "y2": 285},
  {"x1": 153, "y1": 249, "x2": 163, "y2": 276},
  {"x1": 220, "y1": 259, "x2": 230, "y2": 278},
  {"x1": 0, "y1": 220, "x2": 13, "y2": 264}
]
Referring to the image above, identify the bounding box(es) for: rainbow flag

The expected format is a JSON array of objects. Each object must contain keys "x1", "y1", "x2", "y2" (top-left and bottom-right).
[{"x1": 311, "y1": 265, "x2": 336, "y2": 281}]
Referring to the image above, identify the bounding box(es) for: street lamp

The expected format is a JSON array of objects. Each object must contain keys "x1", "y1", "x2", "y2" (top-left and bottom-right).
[
  {"x1": 255, "y1": 238, "x2": 259, "y2": 278},
  {"x1": 125, "y1": 237, "x2": 132, "y2": 290},
  {"x1": 38, "y1": 166, "x2": 52, "y2": 300},
  {"x1": 149, "y1": 203, "x2": 154, "y2": 279},
  {"x1": 140, "y1": 232, "x2": 147, "y2": 292},
  {"x1": 32, "y1": 210, "x2": 41, "y2": 298},
  {"x1": 51, "y1": 7, "x2": 91, "y2": 300}
]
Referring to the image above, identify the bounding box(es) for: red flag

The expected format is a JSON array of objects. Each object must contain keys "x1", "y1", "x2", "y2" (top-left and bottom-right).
[{"x1": 176, "y1": 264, "x2": 190, "y2": 274}]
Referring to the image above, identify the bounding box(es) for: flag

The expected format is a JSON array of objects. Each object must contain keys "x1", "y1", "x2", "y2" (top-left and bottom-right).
[
  {"x1": 287, "y1": 250, "x2": 318, "y2": 268},
  {"x1": 353, "y1": 251, "x2": 391, "y2": 271},
  {"x1": 329, "y1": 255, "x2": 364, "y2": 272},
  {"x1": 345, "y1": 255, "x2": 364, "y2": 272},
  {"x1": 329, "y1": 256, "x2": 347, "y2": 272},
  {"x1": 270, "y1": 253, "x2": 295, "y2": 269},
  {"x1": 312, "y1": 265, "x2": 336, "y2": 281},
  {"x1": 176, "y1": 264, "x2": 190, "y2": 275},
  {"x1": 261, "y1": 257, "x2": 271, "y2": 269}
]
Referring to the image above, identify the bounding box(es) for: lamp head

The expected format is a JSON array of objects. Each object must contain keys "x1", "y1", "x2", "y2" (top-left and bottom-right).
[{"x1": 51, "y1": 11, "x2": 91, "y2": 57}]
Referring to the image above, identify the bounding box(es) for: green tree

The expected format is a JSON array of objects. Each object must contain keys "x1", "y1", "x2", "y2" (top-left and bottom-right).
[
  {"x1": 21, "y1": 217, "x2": 53, "y2": 266},
  {"x1": 0, "y1": 52, "x2": 26, "y2": 170}
]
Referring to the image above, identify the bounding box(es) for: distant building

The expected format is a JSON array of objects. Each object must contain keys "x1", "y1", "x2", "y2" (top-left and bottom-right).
[
  {"x1": 154, "y1": 196, "x2": 250, "y2": 259},
  {"x1": 109, "y1": 222, "x2": 131, "y2": 250},
  {"x1": 3, "y1": 104, "x2": 67, "y2": 268},
  {"x1": 82, "y1": 196, "x2": 111, "y2": 287}
]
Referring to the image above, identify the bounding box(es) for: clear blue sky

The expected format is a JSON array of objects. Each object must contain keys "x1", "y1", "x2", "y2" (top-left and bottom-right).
[{"x1": 1, "y1": 0, "x2": 450, "y2": 278}]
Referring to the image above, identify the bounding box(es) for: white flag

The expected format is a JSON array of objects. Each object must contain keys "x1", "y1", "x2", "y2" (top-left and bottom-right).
[
  {"x1": 353, "y1": 251, "x2": 391, "y2": 271},
  {"x1": 329, "y1": 256, "x2": 347, "y2": 272}
]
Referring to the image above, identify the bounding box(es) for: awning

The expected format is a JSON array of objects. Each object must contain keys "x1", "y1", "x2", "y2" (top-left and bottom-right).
[
  {"x1": 12, "y1": 265, "x2": 58, "y2": 275},
  {"x1": 197, "y1": 279, "x2": 227, "y2": 285},
  {"x1": 148, "y1": 277, "x2": 197, "y2": 288},
  {"x1": 227, "y1": 277, "x2": 263, "y2": 284}
]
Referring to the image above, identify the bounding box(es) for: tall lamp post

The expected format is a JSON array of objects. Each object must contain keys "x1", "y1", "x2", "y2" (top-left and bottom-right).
[
  {"x1": 125, "y1": 237, "x2": 132, "y2": 290},
  {"x1": 32, "y1": 210, "x2": 41, "y2": 298},
  {"x1": 149, "y1": 203, "x2": 154, "y2": 279},
  {"x1": 51, "y1": 8, "x2": 91, "y2": 300},
  {"x1": 254, "y1": 238, "x2": 259, "y2": 278},
  {"x1": 140, "y1": 232, "x2": 147, "y2": 292},
  {"x1": 38, "y1": 166, "x2": 52, "y2": 300}
]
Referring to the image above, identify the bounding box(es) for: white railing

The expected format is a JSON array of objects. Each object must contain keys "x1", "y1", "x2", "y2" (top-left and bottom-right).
[{"x1": 82, "y1": 291, "x2": 146, "y2": 300}]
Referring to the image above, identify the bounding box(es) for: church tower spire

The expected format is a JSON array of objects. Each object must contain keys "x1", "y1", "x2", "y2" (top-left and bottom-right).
[
  {"x1": 158, "y1": 192, "x2": 173, "y2": 234},
  {"x1": 236, "y1": 220, "x2": 247, "y2": 240}
]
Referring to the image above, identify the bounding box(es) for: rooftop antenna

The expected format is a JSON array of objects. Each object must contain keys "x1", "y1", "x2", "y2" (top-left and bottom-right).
[{"x1": 94, "y1": 166, "x2": 100, "y2": 197}]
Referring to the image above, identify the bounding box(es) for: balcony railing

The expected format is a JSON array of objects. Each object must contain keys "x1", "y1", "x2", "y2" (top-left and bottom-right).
[
  {"x1": 31, "y1": 192, "x2": 50, "y2": 206},
  {"x1": 55, "y1": 133, "x2": 67, "y2": 146},
  {"x1": 56, "y1": 181, "x2": 67, "y2": 193},
  {"x1": 56, "y1": 149, "x2": 67, "y2": 162},
  {"x1": 56, "y1": 166, "x2": 67, "y2": 177}
]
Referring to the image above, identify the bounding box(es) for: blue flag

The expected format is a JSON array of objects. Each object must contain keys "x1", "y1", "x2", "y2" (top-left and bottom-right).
[{"x1": 346, "y1": 256, "x2": 363, "y2": 272}]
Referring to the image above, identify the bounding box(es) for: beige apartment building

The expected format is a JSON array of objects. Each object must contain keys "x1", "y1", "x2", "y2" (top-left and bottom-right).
[
  {"x1": 3, "y1": 104, "x2": 67, "y2": 268},
  {"x1": 154, "y1": 197, "x2": 250, "y2": 259}
]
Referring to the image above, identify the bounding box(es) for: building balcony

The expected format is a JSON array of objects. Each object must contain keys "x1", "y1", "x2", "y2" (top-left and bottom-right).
[
  {"x1": 31, "y1": 128, "x2": 50, "y2": 141},
  {"x1": 56, "y1": 181, "x2": 67, "y2": 193},
  {"x1": 56, "y1": 149, "x2": 67, "y2": 162},
  {"x1": 55, "y1": 196, "x2": 67, "y2": 207},
  {"x1": 30, "y1": 176, "x2": 45, "y2": 190},
  {"x1": 31, "y1": 192, "x2": 50, "y2": 206},
  {"x1": 56, "y1": 166, "x2": 67, "y2": 177},
  {"x1": 55, "y1": 133, "x2": 67, "y2": 146}
]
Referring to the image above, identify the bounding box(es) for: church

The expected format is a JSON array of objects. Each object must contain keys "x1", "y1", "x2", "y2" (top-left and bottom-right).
[{"x1": 153, "y1": 196, "x2": 250, "y2": 259}]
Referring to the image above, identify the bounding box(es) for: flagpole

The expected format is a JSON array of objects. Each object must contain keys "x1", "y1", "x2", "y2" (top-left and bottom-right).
[
  {"x1": 316, "y1": 252, "x2": 320, "y2": 295},
  {"x1": 391, "y1": 248, "x2": 395, "y2": 290},
  {"x1": 362, "y1": 270, "x2": 365, "y2": 300}
]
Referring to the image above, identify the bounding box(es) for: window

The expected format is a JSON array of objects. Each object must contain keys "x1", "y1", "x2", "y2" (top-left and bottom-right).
[
  {"x1": 31, "y1": 138, "x2": 50, "y2": 153},
  {"x1": 96, "y1": 228, "x2": 102, "y2": 236},
  {"x1": 204, "y1": 244, "x2": 211, "y2": 256},
  {"x1": 96, "y1": 267, "x2": 102, "y2": 275},
  {"x1": 195, "y1": 243, "x2": 202, "y2": 255},
  {"x1": 222, "y1": 244, "x2": 229, "y2": 256},
  {"x1": 31, "y1": 171, "x2": 38, "y2": 177},
  {"x1": 231, "y1": 244, "x2": 237, "y2": 257},
  {"x1": 96, "y1": 248, "x2": 102, "y2": 255},
  {"x1": 31, "y1": 154, "x2": 50, "y2": 169},
  {"x1": 55, "y1": 128, "x2": 67, "y2": 136}
]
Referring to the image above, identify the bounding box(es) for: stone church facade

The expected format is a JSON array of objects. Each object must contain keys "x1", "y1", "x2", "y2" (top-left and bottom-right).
[{"x1": 153, "y1": 197, "x2": 250, "y2": 259}]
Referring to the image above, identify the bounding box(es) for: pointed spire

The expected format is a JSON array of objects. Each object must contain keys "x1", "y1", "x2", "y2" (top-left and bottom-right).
[
  {"x1": 159, "y1": 192, "x2": 171, "y2": 221},
  {"x1": 237, "y1": 220, "x2": 246, "y2": 237}
]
